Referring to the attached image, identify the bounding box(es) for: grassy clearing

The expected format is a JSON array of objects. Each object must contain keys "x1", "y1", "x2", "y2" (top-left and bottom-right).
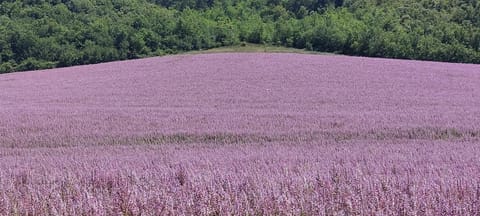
[{"x1": 183, "y1": 43, "x2": 330, "y2": 55}]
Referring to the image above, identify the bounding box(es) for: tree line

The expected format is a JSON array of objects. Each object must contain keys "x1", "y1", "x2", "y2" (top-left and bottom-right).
[{"x1": 1, "y1": 0, "x2": 479, "y2": 73}]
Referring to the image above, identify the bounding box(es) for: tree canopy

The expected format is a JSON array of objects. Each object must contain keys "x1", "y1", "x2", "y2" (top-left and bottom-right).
[{"x1": 1, "y1": 0, "x2": 479, "y2": 73}]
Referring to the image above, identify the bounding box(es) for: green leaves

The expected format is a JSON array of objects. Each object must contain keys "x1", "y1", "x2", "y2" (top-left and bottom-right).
[{"x1": 0, "y1": 0, "x2": 480, "y2": 73}]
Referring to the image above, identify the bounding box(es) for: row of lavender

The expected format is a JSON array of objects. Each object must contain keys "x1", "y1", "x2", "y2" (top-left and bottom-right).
[
  {"x1": 1, "y1": 141, "x2": 479, "y2": 215},
  {"x1": 1, "y1": 53, "x2": 479, "y2": 147}
]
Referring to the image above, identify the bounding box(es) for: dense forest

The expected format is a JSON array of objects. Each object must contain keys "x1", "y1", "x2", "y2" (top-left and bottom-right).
[{"x1": 1, "y1": 0, "x2": 479, "y2": 73}]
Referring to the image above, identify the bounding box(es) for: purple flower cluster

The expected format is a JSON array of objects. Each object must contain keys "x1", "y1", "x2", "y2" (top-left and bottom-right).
[
  {"x1": 1, "y1": 142, "x2": 479, "y2": 215},
  {"x1": 0, "y1": 53, "x2": 479, "y2": 214}
]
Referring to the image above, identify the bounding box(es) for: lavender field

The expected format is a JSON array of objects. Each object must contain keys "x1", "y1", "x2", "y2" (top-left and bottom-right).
[{"x1": 1, "y1": 53, "x2": 480, "y2": 215}]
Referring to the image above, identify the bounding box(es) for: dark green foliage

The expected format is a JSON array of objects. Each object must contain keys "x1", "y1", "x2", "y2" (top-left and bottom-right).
[{"x1": 0, "y1": 0, "x2": 479, "y2": 73}]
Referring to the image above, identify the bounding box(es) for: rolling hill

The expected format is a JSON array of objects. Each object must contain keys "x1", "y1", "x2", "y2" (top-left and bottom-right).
[{"x1": 0, "y1": 53, "x2": 480, "y2": 214}]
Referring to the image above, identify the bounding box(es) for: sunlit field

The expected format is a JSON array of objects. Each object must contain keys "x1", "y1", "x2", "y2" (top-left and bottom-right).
[{"x1": 1, "y1": 53, "x2": 479, "y2": 215}]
